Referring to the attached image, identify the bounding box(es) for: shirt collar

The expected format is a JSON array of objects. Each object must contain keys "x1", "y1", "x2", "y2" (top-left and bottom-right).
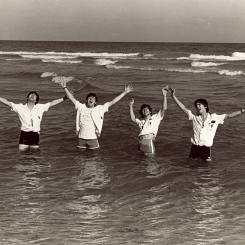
[{"x1": 24, "y1": 103, "x2": 37, "y2": 111}]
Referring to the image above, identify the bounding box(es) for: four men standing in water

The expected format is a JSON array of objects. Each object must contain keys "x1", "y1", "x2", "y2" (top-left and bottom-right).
[{"x1": 0, "y1": 76, "x2": 244, "y2": 161}]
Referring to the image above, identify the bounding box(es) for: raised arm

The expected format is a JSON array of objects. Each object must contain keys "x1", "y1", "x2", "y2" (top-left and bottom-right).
[
  {"x1": 129, "y1": 98, "x2": 137, "y2": 123},
  {"x1": 225, "y1": 108, "x2": 245, "y2": 119},
  {"x1": 49, "y1": 95, "x2": 68, "y2": 108},
  {"x1": 169, "y1": 87, "x2": 189, "y2": 116},
  {"x1": 108, "y1": 85, "x2": 133, "y2": 108},
  {"x1": 0, "y1": 96, "x2": 13, "y2": 109},
  {"x1": 160, "y1": 86, "x2": 168, "y2": 117}
]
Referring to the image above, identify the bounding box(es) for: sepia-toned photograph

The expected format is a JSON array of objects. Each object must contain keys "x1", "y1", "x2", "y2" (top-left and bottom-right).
[{"x1": 0, "y1": 0, "x2": 245, "y2": 244}]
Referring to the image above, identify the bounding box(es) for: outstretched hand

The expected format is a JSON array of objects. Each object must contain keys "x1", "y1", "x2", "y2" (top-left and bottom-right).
[
  {"x1": 129, "y1": 98, "x2": 134, "y2": 107},
  {"x1": 162, "y1": 85, "x2": 169, "y2": 96},
  {"x1": 125, "y1": 85, "x2": 133, "y2": 94}
]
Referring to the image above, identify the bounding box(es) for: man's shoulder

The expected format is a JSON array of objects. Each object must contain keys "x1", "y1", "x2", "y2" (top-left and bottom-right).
[
  {"x1": 76, "y1": 101, "x2": 86, "y2": 108},
  {"x1": 12, "y1": 102, "x2": 25, "y2": 108},
  {"x1": 35, "y1": 103, "x2": 50, "y2": 108},
  {"x1": 95, "y1": 102, "x2": 109, "y2": 110},
  {"x1": 209, "y1": 113, "x2": 222, "y2": 118}
]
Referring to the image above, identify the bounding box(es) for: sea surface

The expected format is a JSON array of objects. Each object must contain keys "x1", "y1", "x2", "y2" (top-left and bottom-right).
[{"x1": 0, "y1": 41, "x2": 245, "y2": 244}]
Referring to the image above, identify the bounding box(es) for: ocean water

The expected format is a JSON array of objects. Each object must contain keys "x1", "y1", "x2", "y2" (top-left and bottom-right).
[{"x1": 0, "y1": 41, "x2": 245, "y2": 244}]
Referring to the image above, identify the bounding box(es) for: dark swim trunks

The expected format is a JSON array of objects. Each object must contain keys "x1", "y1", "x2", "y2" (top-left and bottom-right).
[
  {"x1": 189, "y1": 144, "x2": 211, "y2": 160},
  {"x1": 77, "y1": 138, "x2": 99, "y2": 149},
  {"x1": 19, "y1": 130, "x2": 39, "y2": 146}
]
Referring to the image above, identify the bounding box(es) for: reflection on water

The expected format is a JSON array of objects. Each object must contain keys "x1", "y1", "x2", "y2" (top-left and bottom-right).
[
  {"x1": 190, "y1": 165, "x2": 225, "y2": 244},
  {"x1": 15, "y1": 149, "x2": 50, "y2": 189},
  {"x1": 138, "y1": 156, "x2": 165, "y2": 178},
  {"x1": 74, "y1": 152, "x2": 110, "y2": 190},
  {"x1": 0, "y1": 146, "x2": 244, "y2": 244}
]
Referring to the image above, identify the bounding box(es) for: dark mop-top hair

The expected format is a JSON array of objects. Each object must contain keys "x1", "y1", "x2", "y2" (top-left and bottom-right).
[
  {"x1": 26, "y1": 91, "x2": 39, "y2": 104},
  {"x1": 139, "y1": 104, "x2": 152, "y2": 118},
  {"x1": 194, "y1": 98, "x2": 209, "y2": 112},
  {"x1": 86, "y1": 93, "x2": 98, "y2": 103}
]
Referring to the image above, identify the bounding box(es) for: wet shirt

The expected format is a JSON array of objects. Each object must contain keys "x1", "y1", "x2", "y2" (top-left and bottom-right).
[
  {"x1": 79, "y1": 107, "x2": 97, "y2": 139},
  {"x1": 75, "y1": 101, "x2": 109, "y2": 138},
  {"x1": 11, "y1": 103, "x2": 50, "y2": 133},
  {"x1": 136, "y1": 110, "x2": 163, "y2": 139},
  {"x1": 188, "y1": 110, "x2": 226, "y2": 147}
]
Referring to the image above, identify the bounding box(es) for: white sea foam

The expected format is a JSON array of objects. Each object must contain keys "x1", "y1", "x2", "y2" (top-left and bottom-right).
[
  {"x1": 106, "y1": 64, "x2": 132, "y2": 69},
  {"x1": 218, "y1": 70, "x2": 244, "y2": 76},
  {"x1": 94, "y1": 59, "x2": 117, "y2": 66},
  {"x1": 178, "y1": 51, "x2": 245, "y2": 62},
  {"x1": 166, "y1": 67, "x2": 244, "y2": 76},
  {"x1": 232, "y1": 52, "x2": 245, "y2": 59},
  {"x1": 40, "y1": 72, "x2": 57, "y2": 78},
  {"x1": 0, "y1": 51, "x2": 138, "y2": 59},
  {"x1": 21, "y1": 54, "x2": 77, "y2": 59},
  {"x1": 42, "y1": 59, "x2": 82, "y2": 64},
  {"x1": 189, "y1": 54, "x2": 236, "y2": 61},
  {"x1": 166, "y1": 68, "x2": 206, "y2": 73},
  {"x1": 140, "y1": 67, "x2": 157, "y2": 71},
  {"x1": 143, "y1": 54, "x2": 154, "y2": 57},
  {"x1": 191, "y1": 61, "x2": 225, "y2": 67}
]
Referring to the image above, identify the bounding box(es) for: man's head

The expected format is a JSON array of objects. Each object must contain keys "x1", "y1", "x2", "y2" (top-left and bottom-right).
[
  {"x1": 27, "y1": 91, "x2": 39, "y2": 104},
  {"x1": 86, "y1": 93, "x2": 98, "y2": 108},
  {"x1": 194, "y1": 98, "x2": 209, "y2": 113},
  {"x1": 139, "y1": 104, "x2": 152, "y2": 118}
]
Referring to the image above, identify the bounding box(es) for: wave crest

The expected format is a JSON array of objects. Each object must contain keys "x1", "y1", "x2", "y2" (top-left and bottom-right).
[{"x1": 191, "y1": 61, "x2": 225, "y2": 67}]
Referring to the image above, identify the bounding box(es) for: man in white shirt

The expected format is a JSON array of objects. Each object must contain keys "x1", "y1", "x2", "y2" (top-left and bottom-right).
[
  {"x1": 57, "y1": 76, "x2": 133, "y2": 149},
  {"x1": 129, "y1": 86, "x2": 168, "y2": 155},
  {"x1": 169, "y1": 87, "x2": 245, "y2": 161},
  {"x1": 0, "y1": 91, "x2": 68, "y2": 150}
]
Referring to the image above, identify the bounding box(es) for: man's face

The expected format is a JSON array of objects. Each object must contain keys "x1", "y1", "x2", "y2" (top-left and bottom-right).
[
  {"x1": 142, "y1": 107, "x2": 151, "y2": 117},
  {"x1": 86, "y1": 96, "x2": 97, "y2": 108},
  {"x1": 28, "y1": 93, "x2": 37, "y2": 103},
  {"x1": 195, "y1": 103, "x2": 207, "y2": 114}
]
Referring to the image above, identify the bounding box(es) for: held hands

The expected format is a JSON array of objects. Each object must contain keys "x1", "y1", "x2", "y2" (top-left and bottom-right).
[
  {"x1": 169, "y1": 87, "x2": 175, "y2": 96},
  {"x1": 162, "y1": 85, "x2": 169, "y2": 96},
  {"x1": 125, "y1": 85, "x2": 133, "y2": 94}
]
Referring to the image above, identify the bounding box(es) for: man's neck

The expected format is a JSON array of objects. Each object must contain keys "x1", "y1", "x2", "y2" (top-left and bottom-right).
[
  {"x1": 86, "y1": 103, "x2": 95, "y2": 108},
  {"x1": 199, "y1": 111, "x2": 208, "y2": 119},
  {"x1": 27, "y1": 101, "x2": 35, "y2": 111}
]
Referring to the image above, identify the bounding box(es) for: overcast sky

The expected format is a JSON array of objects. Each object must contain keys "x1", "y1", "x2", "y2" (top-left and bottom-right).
[{"x1": 0, "y1": 0, "x2": 244, "y2": 43}]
